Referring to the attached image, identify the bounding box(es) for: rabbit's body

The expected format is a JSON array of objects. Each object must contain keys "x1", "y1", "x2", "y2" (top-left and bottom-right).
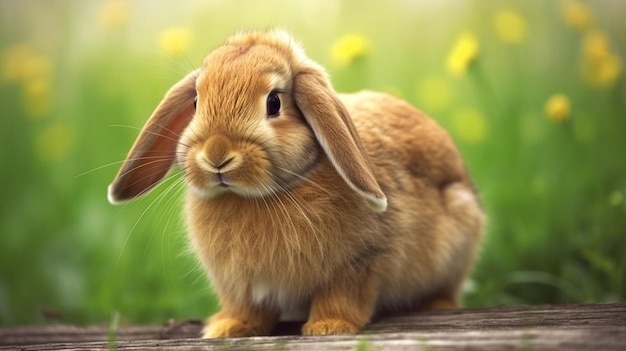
[
  {"x1": 108, "y1": 30, "x2": 484, "y2": 338},
  {"x1": 188, "y1": 90, "x2": 481, "y2": 317}
]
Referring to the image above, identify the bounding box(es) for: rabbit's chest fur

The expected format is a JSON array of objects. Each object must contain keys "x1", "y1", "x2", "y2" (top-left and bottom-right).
[{"x1": 185, "y1": 161, "x2": 381, "y2": 303}]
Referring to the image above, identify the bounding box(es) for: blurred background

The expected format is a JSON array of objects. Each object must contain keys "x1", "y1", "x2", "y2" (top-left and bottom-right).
[{"x1": 1, "y1": 0, "x2": 624, "y2": 326}]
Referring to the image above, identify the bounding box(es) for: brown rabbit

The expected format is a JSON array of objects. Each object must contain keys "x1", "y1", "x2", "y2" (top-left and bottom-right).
[{"x1": 108, "y1": 29, "x2": 485, "y2": 338}]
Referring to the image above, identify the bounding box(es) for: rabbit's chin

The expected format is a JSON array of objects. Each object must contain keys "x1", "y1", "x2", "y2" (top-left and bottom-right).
[{"x1": 186, "y1": 181, "x2": 278, "y2": 200}]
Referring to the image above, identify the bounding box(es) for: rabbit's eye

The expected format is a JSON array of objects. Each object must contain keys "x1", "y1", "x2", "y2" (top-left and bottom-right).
[
  {"x1": 193, "y1": 96, "x2": 198, "y2": 110},
  {"x1": 266, "y1": 92, "x2": 281, "y2": 117}
]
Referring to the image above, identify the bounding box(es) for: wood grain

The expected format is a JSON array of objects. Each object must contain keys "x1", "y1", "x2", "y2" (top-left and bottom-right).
[{"x1": 1, "y1": 303, "x2": 624, "y2": 350}]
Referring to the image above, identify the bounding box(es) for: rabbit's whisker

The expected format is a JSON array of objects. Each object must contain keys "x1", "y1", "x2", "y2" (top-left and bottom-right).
[
  {"x1": 74, "y1": 160, "x2": 128, "y2": 178},
  {"x1": 261, "y1": 182, "x2": 302, "y2": 274},
  {"x1": 274, "y1": 166, "x2": 328, "y2": 195},
  {"x1": 109, "y1": 123, "x2": 193, "y2": 149}
]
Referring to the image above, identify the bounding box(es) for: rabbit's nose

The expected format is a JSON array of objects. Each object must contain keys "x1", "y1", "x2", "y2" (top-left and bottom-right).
[
  {"x1": 213, "y1": 155, "x2": 237, "y2": 173},
  {"x1": 196, "y1": 151, "x2": 240, "y2": 174},
  {"x1": 201, "y1": 134, "x2": 234, "y2": 170},
  {"x1": 216, "y1": 156, "x2": 235, "y2": 170}
]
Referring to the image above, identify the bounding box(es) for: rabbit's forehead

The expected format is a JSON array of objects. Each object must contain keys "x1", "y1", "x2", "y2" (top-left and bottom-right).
[{"x1": 197, "y1": 48, "x2": 291, "y2": 96}]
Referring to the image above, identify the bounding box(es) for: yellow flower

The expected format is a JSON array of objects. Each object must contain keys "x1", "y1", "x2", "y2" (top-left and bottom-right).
[
  {"x1": 581, "y1": 31, "x2": 623, "y2": 87},
  {"x1": 544, "y1": 94, "x2": 571, "y2": 122},
  {"x1": 99, "y1": 0, "x2": 132, "y2": 31},
  {"x1": 560, "y1": 0, "x2": 594, "y2": 32},
  {"x1": 583, "y1": 30, "x2": 611, "y2": 61},
  {"x1": 330, "y1": 34, "x2": 369, "y2": 68},
  {"x1": 582, "y1": 52, "x2": 623, "y2": 87},
  {"x1": 159, "y1": 27, "x2": 194, "y2": 55},
  {"x1": 22, "y1": 77, "x2": 54, "y2": 119},
  {"x1": 2, "y1": 44, "x2": 55, "y2": 118},
  {"x1": 416, "y1": 76, "x2": 453, "y2": 112},
  {"x1": 453, "y1": 108, "x2": 487, "y2": 144},
  {"x1": 36, "y1": 122, "x2": 75, "y2": 162},
  {"x1": 494, "y1": 10, "x2": 527, "y2": 44},
  {"x1": 2, "y1": 44, "x2": 52, "y2": 84},
  {"x1": 446, "y1": 33, "x2": 479, "y2": 77}
]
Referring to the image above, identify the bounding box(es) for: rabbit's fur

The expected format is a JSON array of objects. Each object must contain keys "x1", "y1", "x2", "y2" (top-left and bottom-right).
[{"x1": 108, "y1": 29, "x2": 485, "y2": 337}]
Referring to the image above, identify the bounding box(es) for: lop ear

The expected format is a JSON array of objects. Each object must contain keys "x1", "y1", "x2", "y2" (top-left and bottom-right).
[
  {"x1": 107, "y1": 69, "x2": 199, "y2": 204},
  {"x1": 293, "y1": 68, "x2": 387, "y2": 212}
]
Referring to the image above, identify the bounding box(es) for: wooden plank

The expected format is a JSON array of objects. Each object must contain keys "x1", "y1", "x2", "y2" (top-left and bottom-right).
[
  {"x1": 1, "y1": 303, "x2": 624, "y2": 350},
  {"x1": 0, "y1": 320, "x2": 204, "y2": 346}
]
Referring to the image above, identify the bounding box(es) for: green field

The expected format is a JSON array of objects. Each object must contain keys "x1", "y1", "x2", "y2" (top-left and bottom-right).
[{"x1": 1, "y1": 0, "x2": 624, "y2": 326}]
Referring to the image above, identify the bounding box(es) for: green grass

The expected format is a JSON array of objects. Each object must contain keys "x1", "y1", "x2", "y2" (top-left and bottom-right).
[
  {"x1": 108, "y1": 311, "x2": 119, "y2": 350},
  {"x1": 1, "y1": 0, "x2": 624, "y2": 326}
]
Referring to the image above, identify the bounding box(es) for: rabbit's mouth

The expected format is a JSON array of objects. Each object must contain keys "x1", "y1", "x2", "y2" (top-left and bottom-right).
[
  {"x1": 216, "y1": 173, "x2": 229, "y2": 188},
  {"x1": 183, "y1": 139, "x2": 279, "y2": 199},
  {"x1": 186, "y1": 172, "x2": 271, "y2": 199}
]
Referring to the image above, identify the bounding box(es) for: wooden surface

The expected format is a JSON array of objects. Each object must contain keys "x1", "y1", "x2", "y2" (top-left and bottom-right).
[{"x1": 1, "y1": 303, "x2": 625, "y2": 350}]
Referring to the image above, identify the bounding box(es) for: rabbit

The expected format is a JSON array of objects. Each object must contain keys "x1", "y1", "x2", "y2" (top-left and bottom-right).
[{"x1": 108, "y1": 29, "x2": 485, "y2": 338}]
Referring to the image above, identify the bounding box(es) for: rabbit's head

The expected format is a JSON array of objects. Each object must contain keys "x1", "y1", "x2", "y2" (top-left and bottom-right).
[{"x1": 108, "y1": 30, "x2": 386, "y2": 212}]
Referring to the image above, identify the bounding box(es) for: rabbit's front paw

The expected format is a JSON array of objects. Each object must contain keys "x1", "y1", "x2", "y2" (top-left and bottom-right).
[
  {"x1": 202, "y1": 317, "x2": 259, "y2": 338},
  {"x1": 302, "y1": 319, "x2": 360, "y2": 336}
]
